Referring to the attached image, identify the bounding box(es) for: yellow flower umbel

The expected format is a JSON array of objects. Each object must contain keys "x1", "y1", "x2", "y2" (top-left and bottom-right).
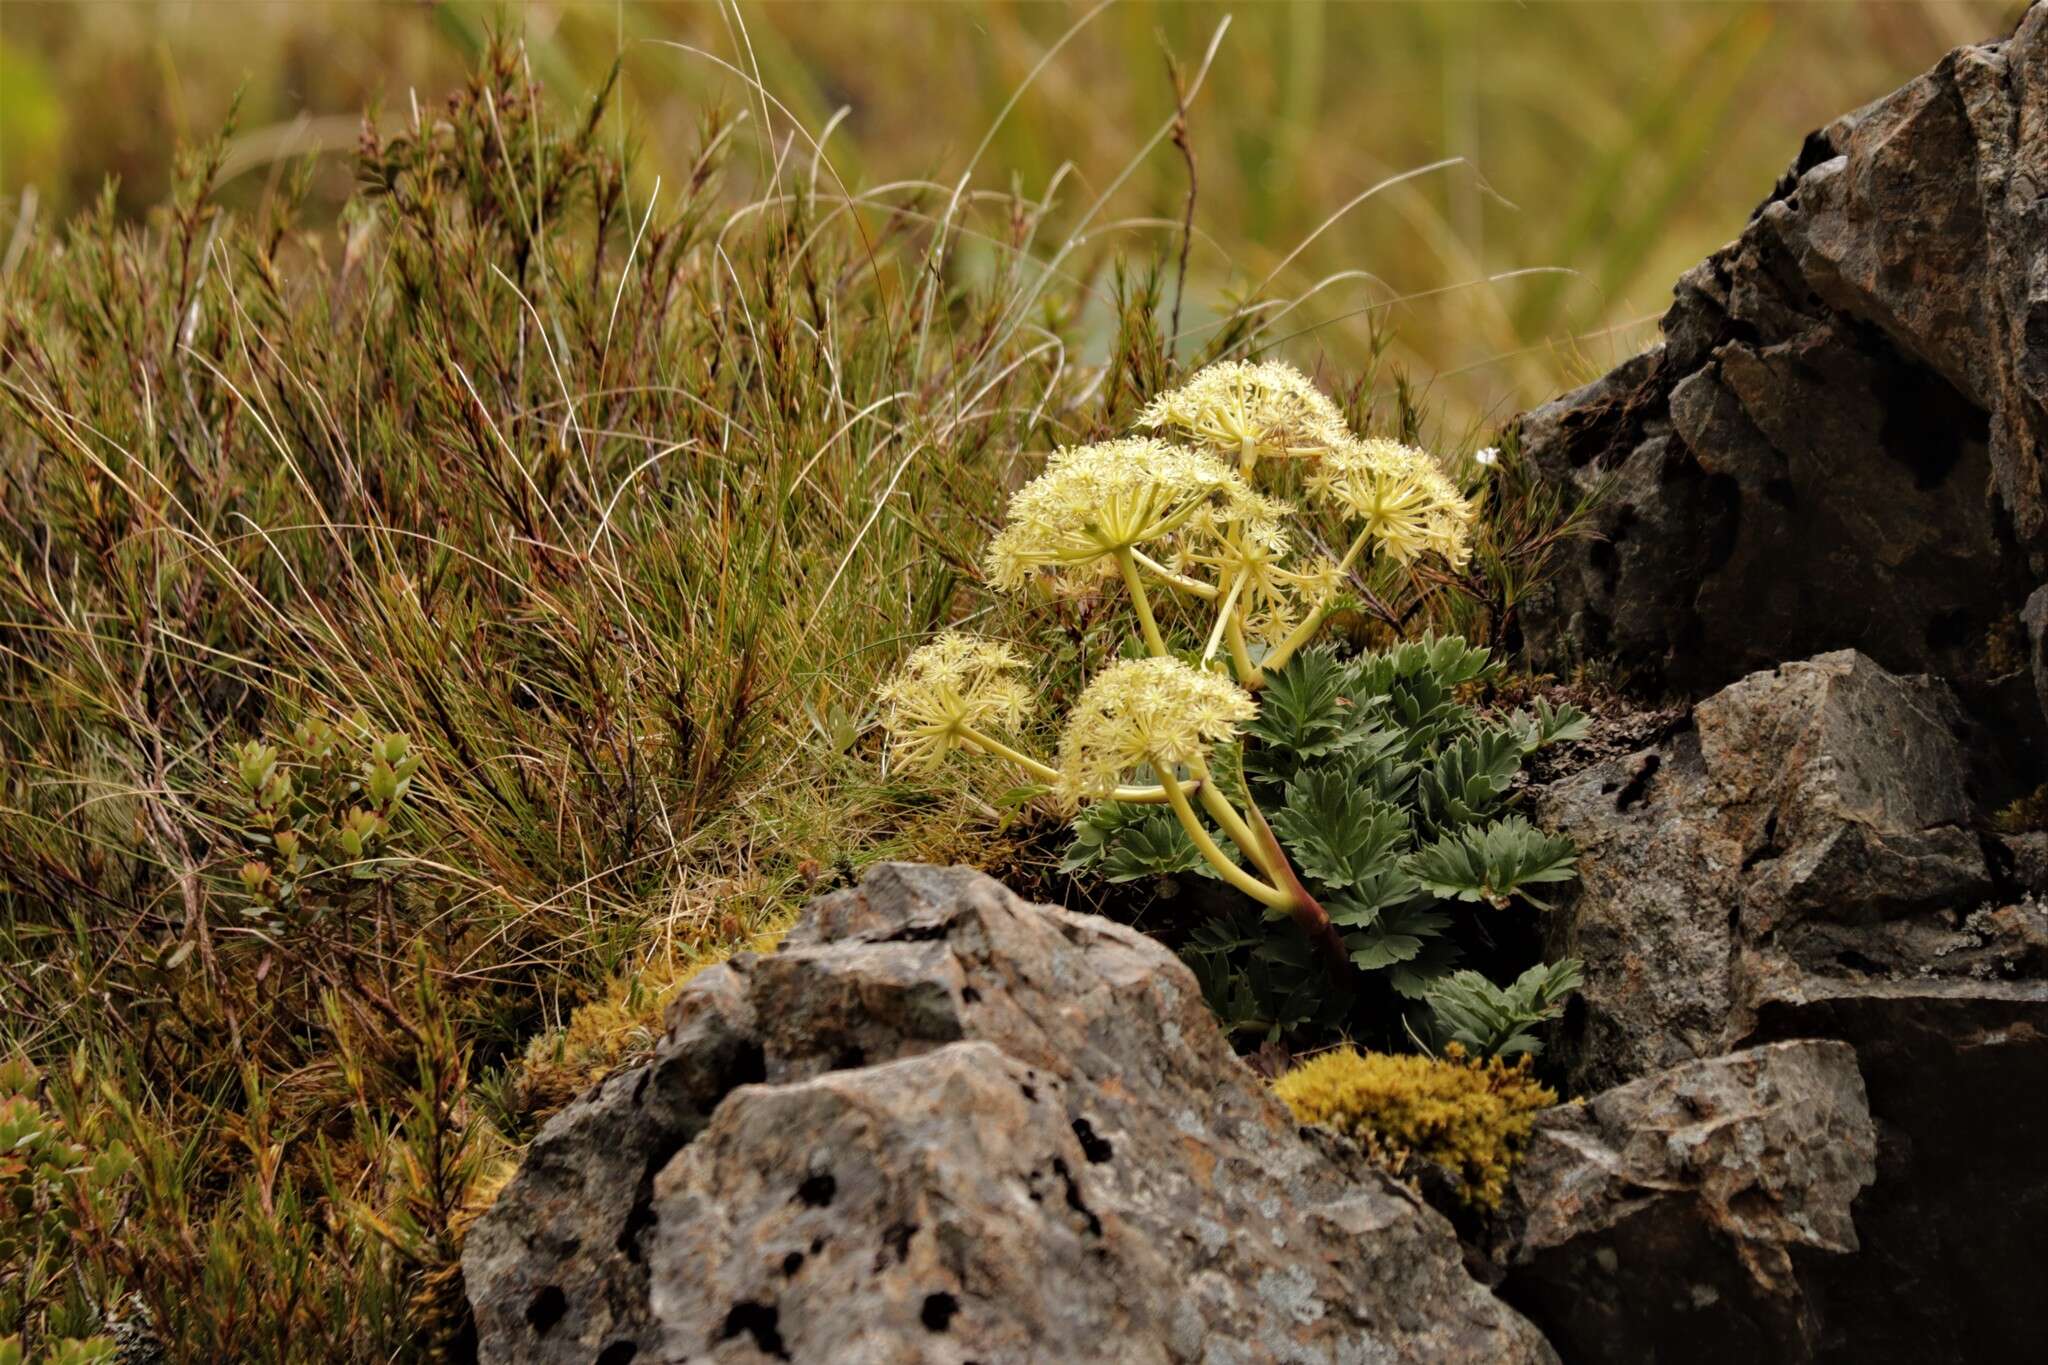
[
  {"x1": 1055, "y1": 656, "x2": 1255, "y2": 801},
  {"x1": 1307, "y1": 437, "x2": 1475, "y2": 569},
  {"x1": 985, "y1": 438, "x2": 1236, "y2": 590},
  {"x1": 1138, "y1": 360, "x2": 1352, "y2": 473},
  {"x1": 875, "y1": 633, "x2": 1186, "y2": 806},
  {"x1": 1178, "y1": 493, "x2": 1342, "y2": 653},
  {"x1": 987, "y1": 437, "x2": 1243, "y2": 655},
  {"x1": 1055, "y1": 656, "x2": 1308, "y2": 916},
  {"x1": 875, "y1": 633, "x2": 1033, "y2": 775}
]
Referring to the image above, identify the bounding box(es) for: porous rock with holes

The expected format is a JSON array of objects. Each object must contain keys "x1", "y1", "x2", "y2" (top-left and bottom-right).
[{"x1": 462, "y1": 862, "x2": 1558, "y2": 1364}]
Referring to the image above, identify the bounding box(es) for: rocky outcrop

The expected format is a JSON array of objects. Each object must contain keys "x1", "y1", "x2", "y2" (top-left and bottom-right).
[
  {"x1": 1514, "y1": 4, "x2": 2048, "y2": 788},
  {"x1": 464, "y1": 863, "x2": 1556, "y2": 1365},
  {"x1": 1495, "y1": 1040, "x2": 1876, "y2": 1365},
  {"x1": 1536, "y1": 649, "x2": 2007, "y2": 1090},
  {"x1": 1534, "y1": 650, "x2": 2048, "y2": 1363}
]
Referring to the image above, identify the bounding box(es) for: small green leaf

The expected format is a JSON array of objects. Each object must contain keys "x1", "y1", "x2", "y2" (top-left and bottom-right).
[{"x1": 1406, "y1": 815, "x2": 1578, "y2": 908}]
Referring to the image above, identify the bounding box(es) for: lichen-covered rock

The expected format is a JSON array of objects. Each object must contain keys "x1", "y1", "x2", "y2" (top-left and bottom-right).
[
  {"x1": 1496, "y1": 1040, "x2": 1876, "y2": 1365},
  {"x1": 1514, "y1": 4, "x2": 2048, "y2": 787},
  {"x1": 464, "y1": 863, "x2": 1556, "y2": 1364}
]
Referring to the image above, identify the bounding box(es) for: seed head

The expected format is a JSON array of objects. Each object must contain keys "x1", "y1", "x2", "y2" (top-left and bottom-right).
[
  {"x1": 1056, "y1": 656, "x2": 1256, "y2": 799},
  {"x1": 1138, "y1": 360, "x2": 1352, "y2": 471},
  {"x1": 985, "y1": 438, "x2": 1240, "y2": 591},
  {"x1": 875, "y1": 633, "x2": 1032, "y2": 774},
  {"x1": 1307, "y1": 438, "x2": 1474, "y2": 569}
]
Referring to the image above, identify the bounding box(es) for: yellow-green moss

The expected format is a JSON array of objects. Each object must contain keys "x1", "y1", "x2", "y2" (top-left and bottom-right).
[
  {"x1": 1271, "y1": 1045, "x2": 1556, "y2": 1209},
  {"x1": 1993, "y1": 784, "x2": 2048, "y2": 834},
  {"x1": 512, "y1": 916, "x2": 795, "y2": 1120}
]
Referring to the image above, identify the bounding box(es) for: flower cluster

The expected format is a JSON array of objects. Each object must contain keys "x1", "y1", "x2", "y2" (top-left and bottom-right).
[
  {"x1": 1308, "y1": 437, "x2": 1474, "y2": 569},
  {"x1": 874, "y1": 633, "x2": 1031, "y2": 774},
  {"x1": 1137, "y1": 359, "x2": 1351, "y2": 471},
  {"x1": 983, "y1": 438, "x2": 1239, "y2": 592},
  {"x1": 1055, "y1": 657, "x2": 1256, "y2": 800},
  {"x1": 874, "y1": 360, "x2": 1479, "y2": 948}
]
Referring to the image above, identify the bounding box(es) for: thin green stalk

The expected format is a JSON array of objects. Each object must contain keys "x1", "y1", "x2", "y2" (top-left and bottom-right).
[
  {"x1": 1202, "y1": 567, "x2": 1247, "y2": 665},
  {"x1": 1224, "y1": 615, "x2": 1259, "y2": 687},
  {"x1": 1256, "y1": 524, "x2": 1379, "y2": 681},
  {"x1": 1187, "y1": 754, "x2": 1271, "y2": 877},
  {"x1": 1115, "y1": 546, "x2": 1170, "y2": 657},
  {"x1": 1161, "y1": 766, "x2": 1292, "y2": 910},
  {"x1": 1132, "y1": 550, "x2": 1218, "y2": 600},
  {"x1": 959, "y1": 728, "x2": 1187, "y2": 805}
]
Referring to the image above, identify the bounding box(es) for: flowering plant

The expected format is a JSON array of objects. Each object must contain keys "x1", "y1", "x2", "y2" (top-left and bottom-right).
[{"x1": 878, "y1": 361, "x2": 1582, "y2": 1042}]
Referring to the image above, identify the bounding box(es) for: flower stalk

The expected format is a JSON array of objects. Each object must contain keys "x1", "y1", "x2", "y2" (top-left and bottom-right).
[{"x1": 877, "y1": 364, "x2": 1478, "y2": 984}]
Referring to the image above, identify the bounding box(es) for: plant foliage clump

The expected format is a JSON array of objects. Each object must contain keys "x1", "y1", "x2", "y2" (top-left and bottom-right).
[
  {"x1": 877, "y1": 364, "x2": 1586, "y2": 1048},
  {"x1": 1271, "y1": 1044, "x2": 1557, "y2": 1209}
]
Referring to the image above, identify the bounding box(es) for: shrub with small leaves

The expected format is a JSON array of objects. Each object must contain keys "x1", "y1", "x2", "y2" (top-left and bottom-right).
[
  {"x1": 1271, "y1": 1043, "x2": 1557, "y2": 1209},
  {"x1": 225, "y1": 713, "x2": 422, "y2": 931},
  {"x1": 0, "y1": 1056, "x2": 129, "y2": 1361}
]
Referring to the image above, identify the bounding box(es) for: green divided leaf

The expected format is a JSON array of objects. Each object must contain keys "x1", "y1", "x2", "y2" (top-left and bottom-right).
[
  {"x1": 1505, "y1": 696, "x2": 1591, "y2": 753},
  {"x1": 1417, "y1": 726, "x2": 1524, "y2": 830},
  {"x1": 1060, "y1": 801, "x2": 1230, "y2": 883},
  {"x1": 1425, "y1": 958, "x2": 1584, "y2": 1057},
  {"x1": 1268, "y1": 768, "x2": 1411, "y2": 891},
  {"x1": 1406, "y1": 815, "x2": 1579, "y2": 908},
  {"x1": 1244, "y1": 648, "x2": 1391, "y2": 783}
]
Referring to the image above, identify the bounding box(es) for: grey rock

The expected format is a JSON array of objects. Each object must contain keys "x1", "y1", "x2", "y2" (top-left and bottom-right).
[
  {"x1": 1746, "y1": 983, "x2": 2048, "y2": 1364},
  {"x1": 1514, "y1": 6, "x2": 2048, "y2": 790},
  {"x1": 1537, "y1": 650, "x2": 1992, "y2": 1091},
  {"x1": 1535, "y1": 651, "x2": 2048, "y2": 1363},
  {"x1": 465, "y1": 863, "x2": 1556, "y2": 1365},
  {"x1": 1496, "y1": 1041, "x2": 1876, "y2": 1365}
]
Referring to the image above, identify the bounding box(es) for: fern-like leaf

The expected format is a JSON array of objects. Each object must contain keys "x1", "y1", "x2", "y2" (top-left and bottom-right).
[
  {"x1": 1269, "y1": 769, "x2": 1411, "y2": 891},
  {"x1": 1061, "y1": 801, "x2": 1228, "y2": 882},
  {"x1": 1425, "y1": 958, "x2": 1583, "y2": 1057},
  {"x1": 1417, "y1": 727, "x2": 1523, "y2": 831},
  {"x1": 1506, "y1": 697, "x2": 1591, "y2": 754},
  {"x1": 1405, "y1": 815, "x2": 1578, "y2": 908}
]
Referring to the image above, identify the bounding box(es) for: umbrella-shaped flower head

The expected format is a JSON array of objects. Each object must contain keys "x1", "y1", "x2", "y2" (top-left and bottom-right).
[
  {"x1": 985, "y1": 438, "x2": 1241, "y2": 591},
  {"x1": 1056, "y1": 656, "x2": 1256, "y2": 800},
  {"x1": 1306, "y1": 437, "x2": 1474, "y2": 569},
  {"x1": 875, "y1": 633, "x2": 1032, "y2": 774},
  {"x1": 1138, "y1": 360, "x2": 1353, "y2": 472}
]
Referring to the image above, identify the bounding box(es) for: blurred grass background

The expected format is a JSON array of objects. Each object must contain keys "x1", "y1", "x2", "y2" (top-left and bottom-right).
[{"x1": 0, "y1": 0, "x2": 2019, "y2": 425}]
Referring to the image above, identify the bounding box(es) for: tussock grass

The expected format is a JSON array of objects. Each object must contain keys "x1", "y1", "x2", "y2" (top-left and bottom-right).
[{"x1": 0, "y1": 44, "x2": 1118, "y2": 1361}]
